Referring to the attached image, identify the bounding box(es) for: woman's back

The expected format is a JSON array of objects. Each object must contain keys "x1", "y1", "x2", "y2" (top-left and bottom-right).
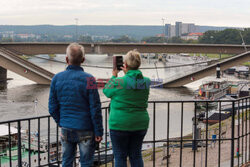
[{"x1": 103, "y1": 70, "x2": 150, "y2": 131}]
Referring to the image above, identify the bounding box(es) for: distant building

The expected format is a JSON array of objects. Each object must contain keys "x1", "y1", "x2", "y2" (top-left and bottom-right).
[
  {"x1": 188, "y1": 24, "x2": 196, "y2": 33},
  {"x1": 164, "y1": 24, "x2": 171, "y2": 38},
  {"x1": 92, "y1": 35, "x2": 112, "y2": 41},
  {"x1": 181, "y1": 32, "x2": 203, "y2": 40},
  {"x1": 17, "y1": 34, "x2": 36, "y2": 39},
  {"x1": 63, "y1": 35, "x2": 73, "y2": 38},
  {"x1": 164, "y1": 22, "x2": 197, "y2": 38},
  {"x1": 0, "y1": 31, "x2": 14, "y2": 39},
  {"x1": 170, "y1": 25, "x2": 176, "y2": 37},
  {"x1": 182, "y1": 23, "x2": 196, "y2": 35},
  {"x1": 182, "y1": 24, "x2": 189, "y2": 34},
  {"x1": 175, "y1": 22, "x2": 182, "y2": 37},
  {"x1": 156, "y1": 34, "x2": 165, "y2": 37}
]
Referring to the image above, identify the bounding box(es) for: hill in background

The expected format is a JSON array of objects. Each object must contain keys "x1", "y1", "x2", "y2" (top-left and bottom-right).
[{"x1": 0, "y1": 25, "x2": 237, "y2": 40}]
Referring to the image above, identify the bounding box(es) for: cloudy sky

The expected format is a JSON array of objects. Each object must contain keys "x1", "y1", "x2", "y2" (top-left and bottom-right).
[{"x1": 0, "y1": 0, "x2": 249, "y2": 27}]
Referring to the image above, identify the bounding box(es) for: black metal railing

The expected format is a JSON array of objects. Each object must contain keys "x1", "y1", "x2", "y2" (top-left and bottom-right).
[{"x1": 0, "y1": 96, "x2": 249, "y2": 167}]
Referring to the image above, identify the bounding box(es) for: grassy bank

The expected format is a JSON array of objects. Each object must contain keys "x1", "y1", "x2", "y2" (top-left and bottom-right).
[
  {"x1": 189, "y1": 53, "x2": 233, "y2": 59},
  {"x1": 243, "y1": 61, "x2": 250, "y2": 66}
]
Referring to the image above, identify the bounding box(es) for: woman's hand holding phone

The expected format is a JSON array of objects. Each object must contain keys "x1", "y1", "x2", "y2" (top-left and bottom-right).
[
  {"x1": 112, "y1": 68, "x2": 119, "y2": 77},
  {"x1": 121, "y1": 64, "x2": 128, "y2": 74}
]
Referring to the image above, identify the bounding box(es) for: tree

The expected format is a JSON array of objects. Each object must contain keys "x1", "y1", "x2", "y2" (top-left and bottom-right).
[
  {"x1": 111, "y1": 35, "x2": 137, "y2": 43},
  {"x1": 199, "y1": 29, "x2": 242, "y2": 44},
  {"x1": 242, "y1": 28, "x2": 250, "y2": 45},
  {"x1": 0, "y1": 37, "x2": 13, "y2": 42},
  {"x1": 141, "y1": 36, "x2": 166, "y2": 43},
  {"x1": 79, "y1": 36, "x2": 93, "y2": 43},
  {"x1": 199, "y1": 30, "x2": 217, "y2": 44},
  {"x1": 168, "y1": 37, "x2": 183, "y2": 43}
]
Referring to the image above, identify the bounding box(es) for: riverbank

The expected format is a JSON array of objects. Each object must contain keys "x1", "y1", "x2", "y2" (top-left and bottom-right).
[{"x1": 143, "y1": 109, "x2": 250, "y2": 167}]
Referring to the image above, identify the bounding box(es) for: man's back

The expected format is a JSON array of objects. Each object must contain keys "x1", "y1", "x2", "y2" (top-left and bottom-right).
[
  {"x1": 48, "y1": 43, "x2": 103, "y2": 167},
  {"x1": 49, "y1": 65, "x2": 103, "y2": 136}
]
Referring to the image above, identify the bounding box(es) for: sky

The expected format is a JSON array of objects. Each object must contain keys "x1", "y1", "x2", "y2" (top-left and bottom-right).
[{"x1": 0, "y1": 0, "x2": 249, "y2": 27}]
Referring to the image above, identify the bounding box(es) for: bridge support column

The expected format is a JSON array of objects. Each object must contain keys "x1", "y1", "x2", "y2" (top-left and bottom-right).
[{"x1": 0, "y1": 66, "x2": 7, "y2": 90}]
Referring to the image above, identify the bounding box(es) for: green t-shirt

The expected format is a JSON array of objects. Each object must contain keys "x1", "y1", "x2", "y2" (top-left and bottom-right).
[{"x1": 103, "y1": 70, "x2": 150, "y2": 131}]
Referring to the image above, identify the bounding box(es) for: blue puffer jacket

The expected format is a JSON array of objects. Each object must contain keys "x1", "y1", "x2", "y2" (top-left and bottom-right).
[{"x1": 49, "y1": 65, "x2": 103, "y2": 137}]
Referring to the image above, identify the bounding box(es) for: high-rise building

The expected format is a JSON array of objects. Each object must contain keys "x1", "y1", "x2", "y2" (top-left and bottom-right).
[
  {"x1": 170, "y1": 25, "x2": 176, "y2": 37},
  {"x1": 175, "y1": 22, "x2": 182, "y2": 37},
  {"x1": 182, "y1": 23, "x2": 196, "y2": 34},
  {"x1": 182, "y1": 24, "x2": 189, "y2": 34},
  {"x1": 188, "y1": 24, "x2": 196, "y2": 33},
  {"x1": 165, "y1": 24, "x2": 171, "y2": 38}
]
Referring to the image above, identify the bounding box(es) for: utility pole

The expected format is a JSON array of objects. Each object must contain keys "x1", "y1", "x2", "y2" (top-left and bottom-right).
[
  {"x1": 162, "y1": 18, "x2": 165, "y2": 37},
  {"x1": 75, "y1": 18, "x2": 79, "y2": 42}
]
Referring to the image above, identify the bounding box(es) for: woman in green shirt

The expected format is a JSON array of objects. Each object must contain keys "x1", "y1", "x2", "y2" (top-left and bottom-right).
[{"x1": 103, "y1": 50, "x2": 150, "y2": 167}]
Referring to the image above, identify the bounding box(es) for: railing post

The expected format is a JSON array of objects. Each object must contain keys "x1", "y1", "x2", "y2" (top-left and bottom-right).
[
  {"x1": 17, "y1": 121, "x2": 22, "y2": 167},
  {"x1": 105, "y1": 108, "x2": 108, "y2": 167},
  {"x1": 231, "y1": 101, "x2": 235, "y2": 167},
  {"x1": 153, "y1": 102, "x2": 156, "y2": 167},
  {"x1": 8, "y1": 123, "x2": 12, "y2": 167}
]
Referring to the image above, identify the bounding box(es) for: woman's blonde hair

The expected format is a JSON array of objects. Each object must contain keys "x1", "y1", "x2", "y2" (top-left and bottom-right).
[{"x1": 124, "y1": 50, "x2": 141, "y2": 70}]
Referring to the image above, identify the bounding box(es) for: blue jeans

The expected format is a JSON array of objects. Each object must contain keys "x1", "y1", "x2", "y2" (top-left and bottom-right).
[
  {"x1": 110, "y1": 129, "x2": 147, "y2": 167},
  {"x1": 61, "y1": 128, "x2": 95, "y2": 167}
]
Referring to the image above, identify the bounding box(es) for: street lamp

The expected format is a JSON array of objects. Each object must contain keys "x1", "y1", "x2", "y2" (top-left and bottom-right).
[
  {"x1": 161, "y1": 18, "x2": 165, "y2": 37},
  {"x1": 75, "y1": 18, "x2": 79, "y2": 42}
]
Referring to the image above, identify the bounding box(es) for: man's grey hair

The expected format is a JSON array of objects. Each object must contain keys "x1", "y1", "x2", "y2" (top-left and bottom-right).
[
  {"x1": 66, "y1": 43, "x2": 85, "y2": 65},
  {"x1": 124, "y1": 49, "x2": 141, "y2": 70}
]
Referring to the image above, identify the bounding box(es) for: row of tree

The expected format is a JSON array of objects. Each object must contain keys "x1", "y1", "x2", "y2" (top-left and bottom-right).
[
  {"x1": 140, "y1": 28, "x2": 250, "y2": 44},
  {"x1": 1, "y1": 28, "x2": 250, "y2": 44},
  {"x1": 199, "y1": 28, "x2": 250, "y2": 44},
  {"x1": 82, "y1": 28, "x2": 250, "y2": 44}
]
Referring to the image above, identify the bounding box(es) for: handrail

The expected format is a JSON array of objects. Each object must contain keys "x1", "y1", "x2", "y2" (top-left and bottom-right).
[{"x1": 0, "y1": 97, "x2": 249, "y2": 124}]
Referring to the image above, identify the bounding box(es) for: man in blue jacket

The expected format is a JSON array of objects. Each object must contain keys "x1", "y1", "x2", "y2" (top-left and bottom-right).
[{"x1": 49, "y1": 43, "x2": 103, "y2": 167}]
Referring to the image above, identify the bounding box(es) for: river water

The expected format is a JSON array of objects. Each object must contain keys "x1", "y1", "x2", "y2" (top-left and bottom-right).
[{"x1": 0, "y1": 54, "x2": 207, "y2": 140}]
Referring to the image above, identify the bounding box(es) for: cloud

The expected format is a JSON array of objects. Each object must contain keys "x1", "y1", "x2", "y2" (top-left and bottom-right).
[{"x1": 0, "y1": 0, "x2": 249, "y2": 27}]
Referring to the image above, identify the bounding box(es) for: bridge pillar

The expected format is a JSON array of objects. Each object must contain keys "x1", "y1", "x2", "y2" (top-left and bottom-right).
[
  {"x1": 107, "y1": 53, "x2": 114, "y2": 56},
  {"x1": 216, "y1": 64, "x2": 221, "y2": 78},
  {"x1": 0, "y1": 66, "x2": 7, "y2": 89}
]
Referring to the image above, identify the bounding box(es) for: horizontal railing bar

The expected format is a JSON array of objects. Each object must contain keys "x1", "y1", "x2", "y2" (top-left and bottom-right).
[
  {"x1": 143, "y1": 138, "x2": 244, "y2": 143},
  {"x1": 0, "y1": 115, "x2": 51, "y2": 124},
  {"x1": 148, "y1": 96, "x2": 250, "y2": 103},
  {"x1": 1, "y1": 96, "x2": 249, "y2": 124},
  {"x1": 0, "y1": 107, "x2": 110, "y2": 124}
]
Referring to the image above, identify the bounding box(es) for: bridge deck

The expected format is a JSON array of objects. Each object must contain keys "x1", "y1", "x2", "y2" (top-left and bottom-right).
[
  {"x1": 0, "y1": 47, "x2": 54, "y2": 85},
  {"x1": 162, "y1": 51, "x2": 250, "y2": 87},
  {"x1": 0, "y1": 42, "x2": 249, "y2": 55}
]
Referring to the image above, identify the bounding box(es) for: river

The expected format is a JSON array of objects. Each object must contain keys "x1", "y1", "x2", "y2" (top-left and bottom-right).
[{"x1": 0, "y1": 54, "x2": 207, "y2": 140}]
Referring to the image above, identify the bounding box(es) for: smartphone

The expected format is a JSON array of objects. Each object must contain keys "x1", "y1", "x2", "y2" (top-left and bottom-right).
[{"x1": 113, "y1": 56, "x2": 123, "y2": 70}]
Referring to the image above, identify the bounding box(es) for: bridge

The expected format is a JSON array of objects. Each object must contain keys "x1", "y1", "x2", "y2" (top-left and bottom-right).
[
  {"x1": 163, "y1": 51, "x2": 250, "y2": 87},
  {"x1": 1, "y1": 42, "x2": 250, "y2": 55},
  {"x1": 0, "y1": 43, "x2": 249, "y2": 86},
  {"x1": 0, "y1": 47, "x2": 53, "y2": 84}
]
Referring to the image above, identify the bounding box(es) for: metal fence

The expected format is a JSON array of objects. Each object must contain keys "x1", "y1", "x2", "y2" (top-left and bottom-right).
[{"x1": 0, "y1": 96, "x2": 249, "y2": 167}]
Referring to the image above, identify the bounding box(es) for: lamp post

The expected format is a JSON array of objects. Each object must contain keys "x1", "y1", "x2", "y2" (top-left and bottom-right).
[
  {"x1": 75, "y1": 18, "x2": 79, "y2": 42},
  {"x1": 162, "y1": 18, "x2": 165, "y2": 37}
]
